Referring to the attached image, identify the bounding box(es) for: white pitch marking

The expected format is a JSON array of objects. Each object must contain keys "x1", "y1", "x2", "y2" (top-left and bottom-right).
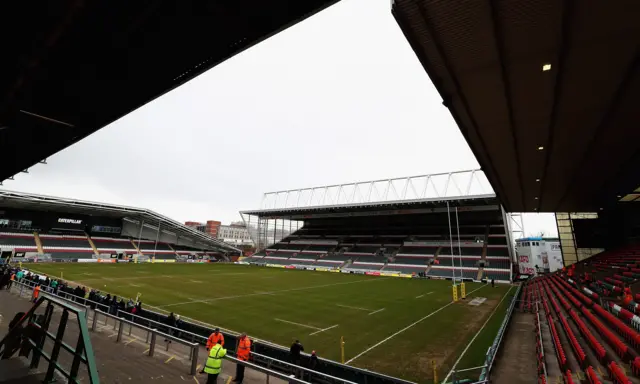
[
  {"x1": 415, "y1": 294, "x2": 424, "y2": 299},
  {"x1": 274, "y1": 318, "x2": 321, "y2": 330},
  {"x1": 129, "y1": 284, "x2": 142, "y2": 287},
  {"x1": 309, "y1": 324, "x2": 339, "y2": 336},
  {"x1": 345, "y1": 284, "x2": 487, "y2": 364},
  {"x1": 415, "y1": 291, "x2": 433, "y2": 298},
  {"x1": 443, "y1": 286, "x2": 514, "y2": 383},
  {"x1": 190, "y1": 280, "x2": 203, "y2": 284},
  {"x1": 336, "y1": 304, "x2": 371, "y2": 312},
  {"x1": 159, "y1": 277, "x2": 391, "y2": 308},
  {"x1": 368, "y1": 308, "x2": 386, "y2": 316}
]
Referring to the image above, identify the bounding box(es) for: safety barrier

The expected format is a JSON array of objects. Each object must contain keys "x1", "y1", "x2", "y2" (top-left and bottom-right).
[
  {"x1": 8, "y1": 278, "x2": 413, "y2": 384},
  {"x1": 534, "y1": 300, "x2": 548, "y2": 384},
  {"x1": 0, "y1": 291, "x2": 100, "y2": 383}
]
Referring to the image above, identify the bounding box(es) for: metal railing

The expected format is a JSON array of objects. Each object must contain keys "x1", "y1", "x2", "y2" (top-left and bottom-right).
[
  {"x1": 92, "y1": 309, "x2": 200, "y2": 375},
  {"x1": 11, "y1": 272, "x2": 415, "y2": 384},
  {"x1": 7, "y1": 280, "x2": 333, "y2": 383},
  {"x1": 0, "y1": 291, "x2": 100, "y2": 383},
  {"x1": 252, "y1": 351, "x2": 358, "y2": 384}
]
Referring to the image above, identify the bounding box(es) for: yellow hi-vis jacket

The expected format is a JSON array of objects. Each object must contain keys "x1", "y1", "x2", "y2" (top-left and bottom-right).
[{"x1": 204, "y1": 344, "x2": 227, "y2": 375}]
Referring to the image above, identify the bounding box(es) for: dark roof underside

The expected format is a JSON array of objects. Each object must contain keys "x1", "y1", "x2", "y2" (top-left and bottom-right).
[
  {"x1": 393, "y1": 0, "x2": 640, "y2": 213},
  {"x1": 242, "y1": 196, "x2": 500, "y2": 218},
  {"x1": 0, "y1": 0, "x2": 338, "y2": 181}
]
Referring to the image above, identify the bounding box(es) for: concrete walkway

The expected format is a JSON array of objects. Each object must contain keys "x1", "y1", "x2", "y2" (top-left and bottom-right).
[{"x1": 0, "y1": 287, "x2": 288, "y2": 383}]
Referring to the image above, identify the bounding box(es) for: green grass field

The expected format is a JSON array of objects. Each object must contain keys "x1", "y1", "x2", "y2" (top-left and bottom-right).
[{"x1": 29, "y1": 263, "x2": 512, "y2": 382}]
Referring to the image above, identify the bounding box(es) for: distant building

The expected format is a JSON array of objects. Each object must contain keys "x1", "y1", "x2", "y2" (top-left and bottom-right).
[
  {"x1": 184, "y1": 220, "x2": 221, "y2": 238},
  {"x1": 515, "y1": 237, "x2": 563, "y2": 275},
  {"x1": 218, "y1": 223, "x2": 254, "y2": 246}
]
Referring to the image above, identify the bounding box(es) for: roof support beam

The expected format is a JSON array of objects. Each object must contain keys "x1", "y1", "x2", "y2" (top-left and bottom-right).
[
  {"x1": 487, "y1": 0, "x2": 526, "y2": 210},
  {"x1": 555, "y1": 47, "x2": 640, "y2": 211},
  {"x1": 537, "y1": 0, "x2": 574, "y2": 211},
  {"x1": 403, "y1": 0, "x2": 512, "y2": 209}
]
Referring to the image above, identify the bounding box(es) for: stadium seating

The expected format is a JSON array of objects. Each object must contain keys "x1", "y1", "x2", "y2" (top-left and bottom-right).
[
  {"x1": 0, "y1": 232, "x2": 37, "y2": 248},
  {"x1": 92, "y1": 237, "x2": 136, "y2": 250},
  {"x1": 39, "y1": 234, "x2": 91, "y2": 248},
  {"x1": 383, "y1": 265, "x2": 427, "y2": 274},
  {"x1": 304, "y1": 244, "x2": 337, "y2": 252},
  {"x1": 49, "y1": 251, "x2": 95, "y2": 260},
  {"x1": 349, "y1": 262, "x2": 384, "y2": 271},
  {"x1": 391, "y1": 255, "x2": 431, "y2": 265},
  {"x1": 483, "y1": 269, "x2": 510, "y2": 282},
  {"x1": 137, "y1": 240, "x2": 173, "y2": 251},
  {"x1": 519, "y1": 245, "x2": 640, "y2": 384}
]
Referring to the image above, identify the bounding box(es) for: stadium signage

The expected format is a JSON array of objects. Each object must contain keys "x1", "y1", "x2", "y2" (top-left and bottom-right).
[{"x1": 58, "y1": 218, "x2": 82, "y2": 224}]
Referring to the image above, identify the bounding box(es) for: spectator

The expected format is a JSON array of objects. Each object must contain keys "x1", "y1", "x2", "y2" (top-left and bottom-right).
[
  {"x1": 306, "y1": 350, "x2": 318, "y2": 381},
  {"x1": 289, "y1": 339, "x2": 304, "y2": 378},
  {"x1": 165, "y1": 312, "x2": 177, "y2": 342}
]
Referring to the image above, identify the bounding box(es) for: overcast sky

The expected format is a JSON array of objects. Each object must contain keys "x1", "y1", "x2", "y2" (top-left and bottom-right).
[{"x1": 3, "y1": 0, "x2": 556, "y2": 237}]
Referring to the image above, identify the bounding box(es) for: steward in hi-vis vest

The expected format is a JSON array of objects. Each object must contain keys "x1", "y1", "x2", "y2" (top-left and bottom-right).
[{"x1": 204, "y1": 340, "x2": 227, "y2": 383}]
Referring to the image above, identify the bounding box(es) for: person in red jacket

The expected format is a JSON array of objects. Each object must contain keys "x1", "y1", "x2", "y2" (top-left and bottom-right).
[
  {"x1": 233, "y1": 333, "x2": 251, "y2": 383},
  {"x1": 206, "y1": 328, "x2": 225, "y2": 350}
]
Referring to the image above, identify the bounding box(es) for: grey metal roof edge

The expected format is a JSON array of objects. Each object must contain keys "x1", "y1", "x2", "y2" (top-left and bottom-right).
[
  {"x1": 240, "y1": 193, "x2": 497, "y2": 216},
  {"x1": 0, "y1": 189, "x2": 240, "y2": 253}
]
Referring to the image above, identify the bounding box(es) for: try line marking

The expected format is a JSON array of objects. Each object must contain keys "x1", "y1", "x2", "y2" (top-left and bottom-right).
[
  {"x1": 443, "y1": 286, "x2": 514, "y2": 383},
  {"x1": 336, "y1": 304, "x2": 371, "y2": 312},
  {"x1": 368, "y1": 308, "x2": 385, "y2": 316},
  {"x1": 274, "y1": 318, "x2": 321, "y2": 330},
  {"x1": 345, "y1": 284, "x2": 487, "y2": 365},
  {"x1": 309, "y1": 324, "x2": 339, "y2": 336}
]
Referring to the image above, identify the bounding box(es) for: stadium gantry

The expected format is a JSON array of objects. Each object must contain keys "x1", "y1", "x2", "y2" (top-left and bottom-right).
[{"x1": 241, "y1": 169, "x2": 515, "y2": 283}]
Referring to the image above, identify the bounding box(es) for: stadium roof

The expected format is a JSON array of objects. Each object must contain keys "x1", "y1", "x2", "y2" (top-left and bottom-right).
[
  {"x1": 241, "y1": 169, "x2": 498, "y2": 218},
  {"x1": 392, "y1": 0, "x2": 640, "y2": 213},
  {"x1": 0, "y1": 190, "x2": 239, "y2": 253},
  {"x1": 0, "y1": 1, "x2": 339, "y2": 182}
]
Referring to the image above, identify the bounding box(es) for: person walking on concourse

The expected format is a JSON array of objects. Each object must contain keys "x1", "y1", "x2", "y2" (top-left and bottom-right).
[{"x1": 204, "y1": 339, "x2": 227, "y2": 383}]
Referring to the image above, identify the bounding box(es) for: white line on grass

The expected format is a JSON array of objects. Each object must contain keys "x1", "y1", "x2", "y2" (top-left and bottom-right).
[
  {"x1": 345, "y1": 284, "x2": 487, "y2": 365},
  {"x1": 336, "y1": 304, "x2": 371, "y2": 312},
  {"x1": 158, "y1": 277, "x2": 390, "y2": 308},
  {"x1": 309, "y1": 324, "x2": 339, "y2": 336},
  {"x1": 416, "y1": 292, "x2": 433, "y2": 298},
  {"x1": 442, "y1": 285, "x2": 514, "y2": 383},
  {"x1": 274, "y1": 318, "x2": 321, "y2": 330},
  {"x1": 368, "y1": 308, "x2": 385, "y2": 316}
]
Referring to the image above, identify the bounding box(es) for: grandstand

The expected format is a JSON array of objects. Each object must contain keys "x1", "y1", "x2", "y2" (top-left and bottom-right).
[
  {"x1": 241, "y1": 170, "x2": 515, "y2": 283},
  {"x1": 0, "y1": 190, "x2": 239, "y2": 264},
  {"x1": 392, "y1": 1, "x2": 640, "y2": 383}
]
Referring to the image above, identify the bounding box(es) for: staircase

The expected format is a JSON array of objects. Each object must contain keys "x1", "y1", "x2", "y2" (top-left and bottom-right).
[
  {"x1": 480, "y1": 225, "x2": 490, "y2": 261},
  {"x1": 33, "y1": 232, "x2": 44, "y2": 254},
  {"x1": 86, "y1": 233, "x2": 99, "y2": 256},
  {"x1": 340, "y1": 259, "x2": 353, "y2": 269},
  {"x1": 476, "y1": 267, "x2": 484, "y2": 280},
  {"x1": 130, "y1": 239, "x2": 143, "y2": 256},
  {"x1": 167, "y1": 243, "x2": 180, "y2": 258}
]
